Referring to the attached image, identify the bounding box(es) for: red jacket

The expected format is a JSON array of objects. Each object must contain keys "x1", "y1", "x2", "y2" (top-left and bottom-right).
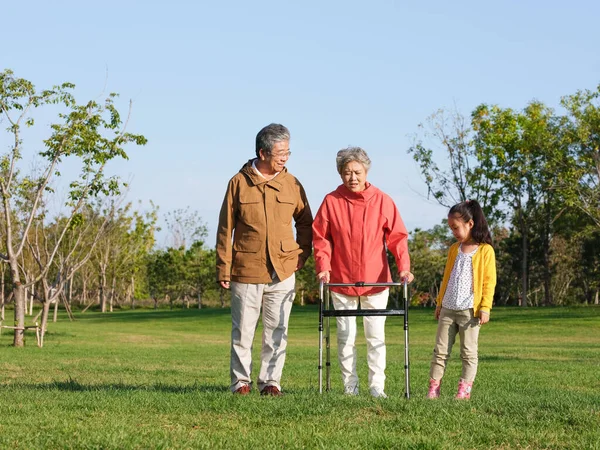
[{"x1": 312, "y1": 183, "x2": 410, "y2": 296}]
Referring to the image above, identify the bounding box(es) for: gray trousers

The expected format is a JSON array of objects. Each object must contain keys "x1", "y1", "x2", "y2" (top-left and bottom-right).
[
  {"x1": 430, "y1": 307, "x2": 481, "y2": 382},
  {"x1": 230, "y1": 274, "x2": 295, "y2": 392}
]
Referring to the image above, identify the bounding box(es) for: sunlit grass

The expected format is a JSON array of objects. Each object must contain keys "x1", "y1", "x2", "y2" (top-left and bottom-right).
[{"x1": 0, "y1": 305, "x2": 599, "y2": 449}]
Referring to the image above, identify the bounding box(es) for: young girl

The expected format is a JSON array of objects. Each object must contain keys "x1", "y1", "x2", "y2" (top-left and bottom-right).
[{"x1": 427, "y1": 200, "x2": 496, "y2": 400}]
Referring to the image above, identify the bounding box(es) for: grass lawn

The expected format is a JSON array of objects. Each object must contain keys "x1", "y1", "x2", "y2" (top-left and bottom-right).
[{"x1": 1, "y1": 304, "x2": 599, "y2": 449}]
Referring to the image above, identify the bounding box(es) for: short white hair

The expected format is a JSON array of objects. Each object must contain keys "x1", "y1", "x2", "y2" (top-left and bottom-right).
[{"x1": 336, "y1": 146, "x2": 371, "y2": 174}]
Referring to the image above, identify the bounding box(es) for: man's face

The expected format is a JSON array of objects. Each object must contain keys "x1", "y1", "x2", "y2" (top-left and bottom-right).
[{"x1": 259, "y1": 140, "x2": 290, "y2": 175}]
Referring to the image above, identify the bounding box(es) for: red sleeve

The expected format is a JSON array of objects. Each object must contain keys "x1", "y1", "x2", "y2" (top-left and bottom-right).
[
  {"x1": 384, "y1": 196, "x2": 410, "y2": 273},
  {"x1": 312, "y1": 197, "x2": 333, "y2": 273}
]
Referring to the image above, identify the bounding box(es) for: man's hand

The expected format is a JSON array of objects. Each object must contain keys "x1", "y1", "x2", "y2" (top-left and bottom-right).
[
  {"x1": 219, "y1": 281, "x2": 230, "y2": 290},
  {"x1": 296, "y1": 258, "x2": 305, "y2": 271},
  {"x1": 435, "y1": 305, "x2": 441, "y2": 320}
]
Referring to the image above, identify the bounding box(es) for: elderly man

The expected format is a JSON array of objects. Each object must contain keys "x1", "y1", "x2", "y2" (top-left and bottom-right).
[{"x1": 216, "y1": 123, "x2": 313, "y2": 396}]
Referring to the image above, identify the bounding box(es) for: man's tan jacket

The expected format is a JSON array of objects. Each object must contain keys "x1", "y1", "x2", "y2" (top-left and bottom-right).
[{"x1": 216, "y1": 160, "x2": 313, "y2": 284}]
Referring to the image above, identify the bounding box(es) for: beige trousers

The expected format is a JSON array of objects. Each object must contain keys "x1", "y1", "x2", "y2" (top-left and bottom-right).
[
  {"x1": 230, "y1": 274, "x2": 295, "y2": 392},
  {"x1": 331, "y1": 289, "x2": 389, "y2": 391},
  {"x1": 430, "y1": 307, "x2": 481, "y2": 382}
]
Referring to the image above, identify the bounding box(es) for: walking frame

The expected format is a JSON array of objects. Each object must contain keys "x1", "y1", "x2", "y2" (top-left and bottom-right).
[{"x1": 318, "y1": 281, "x2": 410, "y2": 398}]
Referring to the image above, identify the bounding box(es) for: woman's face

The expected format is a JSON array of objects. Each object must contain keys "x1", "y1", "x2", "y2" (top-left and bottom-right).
[{"x1": 341, "y1": 160, "x2": 367, "y2": 192}]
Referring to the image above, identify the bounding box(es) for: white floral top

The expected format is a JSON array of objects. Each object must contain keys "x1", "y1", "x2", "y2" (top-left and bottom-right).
[{"x1": 442, "y1": 244, "x2": 479, "y2": 311}]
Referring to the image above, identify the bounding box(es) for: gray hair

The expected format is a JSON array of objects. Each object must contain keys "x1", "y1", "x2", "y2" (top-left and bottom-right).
[
  {"x1": 255, "y1": 123, "x2": 290, "y2": 157},
  {"x1": 336, "y1": 146, "x2": 371, "y2": 174}
]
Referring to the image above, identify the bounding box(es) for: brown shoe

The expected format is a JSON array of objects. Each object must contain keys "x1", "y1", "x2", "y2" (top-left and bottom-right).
[
  {"x1": 260, "y1": 385, "x2": 283, "y2": 397},
  {"x1": 233, "y1": 384, "x2": 251, "y2": 395}
]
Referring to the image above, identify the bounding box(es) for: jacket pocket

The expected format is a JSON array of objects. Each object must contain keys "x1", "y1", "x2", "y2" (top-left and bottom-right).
[
  {"x1": 232, "y1": 237, "x2": 262, "y2": 276},
  {"x1": 239, "y1": 193, "x2": 263, "y2": 224},
  {"x1": 280, "y1": 239, "x2": 300, "y2": 253},
  {"x1": 234, "y1": 237, "x2": 261, "y2": 252},
  {"x1": 276, "y1": 194, "x2": 296, "y2": 224}
]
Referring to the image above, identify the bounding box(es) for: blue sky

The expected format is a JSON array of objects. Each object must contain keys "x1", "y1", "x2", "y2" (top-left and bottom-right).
[{"x1": 3, "y1": 0, "x2": 599, "y2": 246}]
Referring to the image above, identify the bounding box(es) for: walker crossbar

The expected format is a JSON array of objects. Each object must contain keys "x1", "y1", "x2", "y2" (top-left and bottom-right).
[
  {"x1": 322, "y1": 309, "x2": 406, "y2": 317},
  {"x1": 318, "y1": 280, "x2": 410, "y2": 398}
]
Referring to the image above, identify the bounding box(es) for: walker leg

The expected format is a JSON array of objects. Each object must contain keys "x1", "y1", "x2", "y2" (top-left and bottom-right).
[
  {"x1": 319, "y1": 283, "x2": 324, "y2": 394},
  {"x1": 325, "y1": 288, "x2": 331, "y2": 392},
  {"x1": 404, "y1": 282, "x2": 410, "y2": 399}
]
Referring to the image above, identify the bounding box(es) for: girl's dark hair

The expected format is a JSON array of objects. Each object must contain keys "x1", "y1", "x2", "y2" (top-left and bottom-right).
[{"x1": 449, "y1": 200, "x2": 493, "y2": 245}]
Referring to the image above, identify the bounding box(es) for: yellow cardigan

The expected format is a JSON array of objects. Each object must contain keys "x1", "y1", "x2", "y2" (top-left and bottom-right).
[{"x1": 436, "y1": 242, "x2": 497, "y2": 317}]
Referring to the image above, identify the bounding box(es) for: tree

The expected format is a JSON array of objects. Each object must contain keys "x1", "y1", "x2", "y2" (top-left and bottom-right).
[
  {"x1": 295, "y1": 255, "x2": 318, "y2": 305},
  {"x1": 0, "y1": 69, "x2": 146, "y2": 346},
  {"x1": 408, "y1": 108, "x2": 503, "y2": 223},
  {"x1": 405, "y1": 225, "x2": 451, "y2": 306},
  {"x1": 560, "y1": 84, "x2": 600, "y2": 229},
  {"x1": 165, "y1": 207, "x2": 208, "y2": 250},
  {"x1": 472, "y1": 102, "x2": 573, "y2": 306}
]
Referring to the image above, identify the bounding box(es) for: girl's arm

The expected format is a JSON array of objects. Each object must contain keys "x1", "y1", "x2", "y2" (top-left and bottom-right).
[{"x1": 480, "y1": 245, "x2": 497, "y2": 314}]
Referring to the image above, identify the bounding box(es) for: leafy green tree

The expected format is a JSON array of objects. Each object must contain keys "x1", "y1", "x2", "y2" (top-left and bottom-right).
[
  {"x1": 405, "y1": 225, "x2": 451, "y2": 306},
  {"x1": 560, "y1": 84, "x2": 600, "y2": 229},
  {"x1": 472, "y1": 101, "x2": 573, "y2": 306},
  {"x1": 0, "y1": 69, "x2": 146, "y2": 346},
  {"x1": 295, "y1": 255, "x2": 318, "y2": 305}
]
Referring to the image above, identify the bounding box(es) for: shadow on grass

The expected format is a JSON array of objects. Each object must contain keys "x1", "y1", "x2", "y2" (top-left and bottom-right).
[
  {"x1": 15, "y1": 379, "x2": 317, "y2": 396},
  {"x1": 74, "y1": 308, "x2": 233, "y2": 324},
  {"x1": 19, "y1": 379, "x2": 230, "y2": 394}
]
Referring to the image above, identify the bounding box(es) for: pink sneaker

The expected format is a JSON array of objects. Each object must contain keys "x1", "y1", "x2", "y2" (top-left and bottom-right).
[
  {"x1": 455, "y1": 379, "x2": 473, "y2": 400},
  {"x1": 427, "y1": 378, "x2": 441, "y2": 399}
]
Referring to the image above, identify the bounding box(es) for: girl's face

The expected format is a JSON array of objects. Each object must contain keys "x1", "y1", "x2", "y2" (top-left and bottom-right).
[{"x1": 448, "y1": 214, "x2": 474, "y2": 243}]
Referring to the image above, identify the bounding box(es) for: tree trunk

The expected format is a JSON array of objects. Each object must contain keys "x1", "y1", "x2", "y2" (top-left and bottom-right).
[
  {"x1": 131, "y1": 276, "x2": 135, "y2": 310},
  {"x1": 39, "y1": 301, "x2": 52, "y2": 348},
  {"x1": 518, "y1": 210, "x2": 528, "y2": 307},
  {"x1": 542, "y1": 197, "x2": 553, "y2": 306},
  {"x1": 197, "y1": 289, "x2": 202, "y2": 309},
  {"x1": 1, "y1": 266, "x2": 5, "y2": 321},
  {"x1": 29, "y1": 281, "x2": 35, "y2": 316},
  {"x1": 595, "y1": 290, "x2": 599, "y2": 305},
  {"x1": 100, "y1": 269, "x2": 107, "y2": 313},
  {"x1": 53, "y1": 295, "x2": 59, "y2": 322},
  {"x1": 154, "y1": 296, "x2": 158, "y2": 309},
  {"x1": 12, "y1": 281, "x2": 26, "y2": 347},
  {"x1": 67, "y1": 278, "x2": 73, "y2": 307},
  {"x1": 109, "y1": 276, "x2": 116, "y2": 313},
  {"x1": 82, "y1": 277, "x2": 88, "y2": 306},
  {"x1": 220, "y1": 289, "x2": 225, "y2": 308}
]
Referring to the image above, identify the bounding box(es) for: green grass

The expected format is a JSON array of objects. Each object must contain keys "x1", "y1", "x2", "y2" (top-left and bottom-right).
[{"x1": 1, "y1": 305, "x2": 599, "y2": 449}]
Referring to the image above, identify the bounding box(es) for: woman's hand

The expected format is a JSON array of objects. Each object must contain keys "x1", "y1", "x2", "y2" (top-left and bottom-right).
[
  {"x1": 317, "y1": 271, "x2": 330, "y2": 283},
  {"x1": 399, "y1": 271, "x2": 414, "y2": 284}
]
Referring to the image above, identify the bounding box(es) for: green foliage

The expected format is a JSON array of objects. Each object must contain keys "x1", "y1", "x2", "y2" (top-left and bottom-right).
[
  {"x1": 146, "y1": 240, "x2": 218, "y2": 304},
  {"x1": 405, "y1": 225, "x2": 451, "y2": 306},
  {"x1": 295, "y1": 255, "x2": 319, "y2": 304}
]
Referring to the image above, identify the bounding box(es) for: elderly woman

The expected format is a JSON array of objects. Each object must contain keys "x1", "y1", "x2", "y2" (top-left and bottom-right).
[{"x1": 312, "y1": 147, "x2": 414, "y2": 398}]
